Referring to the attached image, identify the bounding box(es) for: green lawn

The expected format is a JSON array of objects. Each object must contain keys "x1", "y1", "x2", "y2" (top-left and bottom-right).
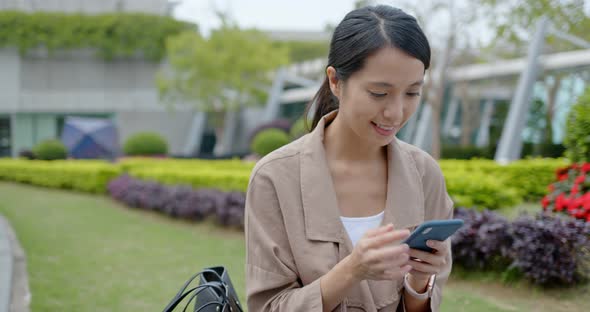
[{"x1": 0, "y1": 182, "x2": 587, "y2": 311}]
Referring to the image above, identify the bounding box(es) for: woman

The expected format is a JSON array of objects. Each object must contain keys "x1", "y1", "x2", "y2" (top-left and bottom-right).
[{"x1": 245, "y1": 5, "x2": 453, "y2": 312}]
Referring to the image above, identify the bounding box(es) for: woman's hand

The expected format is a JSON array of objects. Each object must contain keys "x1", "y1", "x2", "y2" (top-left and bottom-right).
[
  {"x1": 407, "y1": 239, "x2": 449, "y2": 285},
  {"x1": 348, "y1": 223, "x2": 412, "y2": 281}
]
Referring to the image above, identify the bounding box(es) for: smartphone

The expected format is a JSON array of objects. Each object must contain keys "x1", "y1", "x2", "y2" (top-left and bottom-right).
[{"x1": 402, "y1": 219, "x2": 464, "y2": 252}]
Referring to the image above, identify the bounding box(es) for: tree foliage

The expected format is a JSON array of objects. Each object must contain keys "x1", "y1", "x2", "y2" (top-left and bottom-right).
[
  {"x1": 0, "y1": 11, "x2": 192, "y2": 61},
  {"x1": 157, "y1": 18, "x2": 289, "y2": 113}
]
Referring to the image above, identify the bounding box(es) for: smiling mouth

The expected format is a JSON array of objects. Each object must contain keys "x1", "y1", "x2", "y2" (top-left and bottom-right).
[
  {"x1": 371, "y1": 121, "x2": 397, "y2": 136},
  {"x1": 371, "y1": 121, "x2": 395, "y2": 131}
]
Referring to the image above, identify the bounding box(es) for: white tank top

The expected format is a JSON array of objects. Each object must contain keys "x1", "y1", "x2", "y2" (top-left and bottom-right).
[{"x1": 340, "y1": 211, "x2": 385, "y2": 247}]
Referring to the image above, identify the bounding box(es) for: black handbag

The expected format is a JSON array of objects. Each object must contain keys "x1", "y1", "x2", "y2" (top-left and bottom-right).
[{"x1": 163, "y1": 266, "x2": 244, "y2": 312}]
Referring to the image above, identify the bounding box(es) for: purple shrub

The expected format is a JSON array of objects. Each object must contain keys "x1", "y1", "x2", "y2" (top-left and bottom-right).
[
  {"x1": 452, "y1": 208, "x2": 513, "y2": 270},
  {"x1": 509, "y1": 213, "x2": 590, "y2": 286},
  {"x1": 107, "y1": 175, "x2": 246, "y2": 228},
  {"x1": 216, "y1": 191, "x2": 246, "y2": 228},
  {"x1": 453, "y1": 207, "x2": 590, "y2": 287}
]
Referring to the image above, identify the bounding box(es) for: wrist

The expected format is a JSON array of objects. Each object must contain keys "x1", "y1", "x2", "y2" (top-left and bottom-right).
[
  {"x1": 406, "y1": 273, "x2": 429, "y2": 293},
  {"x1": 342, "y1": 255, "x2": 364, "y2": 284}
]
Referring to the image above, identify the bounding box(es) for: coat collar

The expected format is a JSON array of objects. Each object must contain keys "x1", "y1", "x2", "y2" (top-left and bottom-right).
[{"x1": 299, "y1": 110, "x2": 424, "y2": 249}]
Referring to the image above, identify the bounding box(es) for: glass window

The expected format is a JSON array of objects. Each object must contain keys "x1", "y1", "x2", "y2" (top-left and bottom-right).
[{"x1": 0, "y1": 117, "x2": 11, "y2": 157}]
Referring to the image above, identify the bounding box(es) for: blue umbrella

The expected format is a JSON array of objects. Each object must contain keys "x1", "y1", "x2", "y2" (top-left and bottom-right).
[{"x1": 61, "y1": 117, "x2": 120, "y2": 159}]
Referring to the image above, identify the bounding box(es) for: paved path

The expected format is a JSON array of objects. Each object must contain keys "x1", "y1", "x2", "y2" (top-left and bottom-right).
[{"x1": 0, "y1": 216, "x2": 30, "y2": 312}]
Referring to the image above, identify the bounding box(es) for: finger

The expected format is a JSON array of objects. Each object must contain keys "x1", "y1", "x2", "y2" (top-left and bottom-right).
[
  {"x1": 426, "y1": 240, "x2": 448, "y2": 255},
  {"x1": 370, "y1": 251, "x2": 410, "y2": 271},
  {"x1": 408, "y1": 259, "x2": 436, "y2": 275},
  {"x1": 369, "y1": 244, "x2": 410, "y2": 265},
  {"x1": 409, "y1": 248, "x2": 444, "y2": 267},
  {"x1": 364, "y1": 229, "x2": 410, "y2": 250},
  {"x1": 364, "y1": 223, "x2": 394, "y2": 238}
]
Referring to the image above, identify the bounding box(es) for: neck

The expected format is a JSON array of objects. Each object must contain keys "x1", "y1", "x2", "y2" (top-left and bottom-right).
[{"x1": 324, "y1": 115, "x2": 387, "y2": 163}]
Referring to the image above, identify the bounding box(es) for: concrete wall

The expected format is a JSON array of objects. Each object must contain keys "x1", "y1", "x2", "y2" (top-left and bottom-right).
[{"x1": 0, "y1": 48, "x2": 197, "y2": 157}]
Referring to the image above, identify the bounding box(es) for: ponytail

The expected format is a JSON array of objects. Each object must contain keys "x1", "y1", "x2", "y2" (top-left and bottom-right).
[{"x1": 304, "y1": 76, "x2": 339, "y2": 132}]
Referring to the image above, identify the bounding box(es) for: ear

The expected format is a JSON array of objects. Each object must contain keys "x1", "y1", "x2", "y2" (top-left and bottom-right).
[{"x1": 326, "y1": 66, "x2": 341, "y2": 100}]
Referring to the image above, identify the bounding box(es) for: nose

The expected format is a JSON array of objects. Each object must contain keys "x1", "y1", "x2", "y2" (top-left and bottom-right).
[{"x1": 383, "y1": 97, "x2": 404, "y2": 125}]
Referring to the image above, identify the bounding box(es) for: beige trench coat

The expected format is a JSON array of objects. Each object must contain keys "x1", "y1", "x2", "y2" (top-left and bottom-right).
[{"x1": 245, "y1": 110, "x2": 454, "y2": 312}]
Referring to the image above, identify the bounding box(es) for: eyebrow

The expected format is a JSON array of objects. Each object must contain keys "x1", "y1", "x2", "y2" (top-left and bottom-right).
[{"x1": 368, "y1": 80, "x2": 424, "y2": 87}]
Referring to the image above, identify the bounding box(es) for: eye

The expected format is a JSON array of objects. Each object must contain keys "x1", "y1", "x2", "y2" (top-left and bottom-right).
[
  {"x1": 369, "y1": 91, "x2": 387, "y2": 98},
  {"x1": 407, "y1": 92, "x2": 421, "y2": 97}
]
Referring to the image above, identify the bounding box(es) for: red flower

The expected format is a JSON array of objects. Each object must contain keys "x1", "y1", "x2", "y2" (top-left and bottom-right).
[
  {"x1": 571, "y1": 184, "x2": 580, "y2": 195},
  {"x1": 583, "y1": 194, "x2": 590, "y2": 210},
  {"x1": 571, "y1": 196, "x2": 584, "y2": 209},
  {"x1": 555, "y1": 194, "x2": 567, "y2": 211},
  {"x1": 582, "y1": 163, "x2": 590, "y2": 173},
  {"x1": 572, "y1": 163, "x2": 580, "y2": 170},
  {"x1": 559, "y1": 174, "x2": 569, "y2": 181},
  {"x1": 575, "y1": 175, "x2": 586, "y2": 185},
  {"x1": 541, "y1": 195, "x2": 551, "y2": 208},
  {"x1": 556, "y1": 166, "x2": 571, "y2": 178},
  {"x1": 586, "y1": 214, "x2": 590, "y2": 222}
]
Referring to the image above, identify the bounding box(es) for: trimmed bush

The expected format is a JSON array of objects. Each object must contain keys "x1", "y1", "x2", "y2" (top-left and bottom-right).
[
  {"x1": 0, "y1": 159, "x2": 121, "y2": 193},
  {"x1": 509, "y1": 213, "x2": 590, "y2": 286},
  {"x1": 565, "y1": 87, "x2": 590, "y2": 163},
  {"x1": 108, "y1": 175, "x2": 245, "y2": 228},
  {"x1": 440, "y1": 158, "x2": 568, "y2": 205},
  {"x1": 123, "y1": 132, "x2": 168, "y2": 156},
  {"x1": 290, "y1": 117, "x2": 310, "y2": 140},
  {"x1": 452, "y1": 208, "x2": 513, "y2": 270},
  {"x1": 443, "y1": 169, "x2": 521, "y2": 209},
  {"x1": 248, "y1": 119, "x2": 291, "y2": 143},
  {"x1": 250, "y1": 129, "x2": 290, "y2": 157},
  {"x1": 453, "y1": 207, "x2": 590, "y2": 287},
  {"x1": 129, "y1": 167, "x2": 251, "y2": 192},
  {"x1": 33, "y1": 139, "x2": 67, "y2": 160}
]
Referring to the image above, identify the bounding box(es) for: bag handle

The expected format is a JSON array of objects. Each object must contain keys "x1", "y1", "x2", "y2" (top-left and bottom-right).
[
  {"x1": 163, "y1": 283, "x2": 225, "y2": 312},
  {"x1": 162, "y1": 269, "x2": 223, "y2": 312}
]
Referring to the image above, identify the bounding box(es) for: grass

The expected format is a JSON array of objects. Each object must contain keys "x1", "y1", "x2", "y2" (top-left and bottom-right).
[
  {"x1": 0, "y1": 181, "x2": 587, "y2": 311},
  {"x1": 0, "y1": 182, "x2": 245, "y2": 312}
]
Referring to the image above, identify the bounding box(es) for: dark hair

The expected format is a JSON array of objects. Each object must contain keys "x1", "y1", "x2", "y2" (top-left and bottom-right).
[{"x1": 304, "y1": 5, "x2": 431, "y2": 130}]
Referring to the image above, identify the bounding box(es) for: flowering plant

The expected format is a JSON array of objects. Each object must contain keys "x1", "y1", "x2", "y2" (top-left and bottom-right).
[{"x1": 541, "y1": 163, "x2": 590, "y2": 222}]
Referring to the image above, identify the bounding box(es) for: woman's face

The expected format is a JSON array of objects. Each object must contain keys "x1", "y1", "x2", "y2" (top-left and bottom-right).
[{"x1": 327, "y1": 46, "x2": 425, "y2": 147}]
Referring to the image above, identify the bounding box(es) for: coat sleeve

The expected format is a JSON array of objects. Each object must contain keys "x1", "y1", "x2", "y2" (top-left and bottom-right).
[
  {"x1": 245, "y1": 164, "x2": 324, "y2": 312},
  {"x1": 403, "y1": 154, "x2": 454, "y2": 312}
]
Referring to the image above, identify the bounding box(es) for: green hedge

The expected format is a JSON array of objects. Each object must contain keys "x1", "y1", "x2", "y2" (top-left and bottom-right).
[
  {"x1": 118, "y1": 157, "x2": 254, "y2": 172},
  {"x1": 0, "y1": 157, "x2": 568, "y2": 208},
  {"x1": 0, "y1": 11, "x2": 192, "y2": 61},
  {"x1": 129, "y1": 167, "x2": 250, "y2": 192},
  {"x1": 0, "y1": 159, "x2": 121, "y2": 193},
  {"x1": 439, "y1": 158, "x2": 568, "y2": 208},
  {"x1": 443, "y1": 169, "x2": 521, "y2": 209}
]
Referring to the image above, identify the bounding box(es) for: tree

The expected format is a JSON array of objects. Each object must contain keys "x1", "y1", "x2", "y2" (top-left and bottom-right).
[
  {"x1": 397, "y1": 0, "x2": 476, "y2": 159},
  {"x1": 478, "y1": 0, "x2": 590, "y2": 147},
  {"x1": 157, "y1": 15, "x2": 289, "y2": 155}
]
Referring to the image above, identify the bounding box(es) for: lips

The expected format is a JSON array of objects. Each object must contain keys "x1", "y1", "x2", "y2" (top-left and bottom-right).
[{"x1": 372, "y1": 121, "x2": 396, "y2": 136}]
